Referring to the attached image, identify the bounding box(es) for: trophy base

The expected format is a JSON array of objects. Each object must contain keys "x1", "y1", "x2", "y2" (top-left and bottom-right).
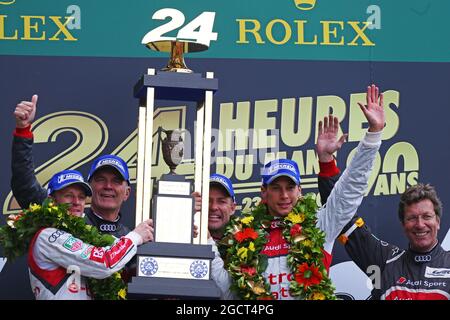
[
  {"x1": 161, "y1": 67, "x2": 193, "y2": 74},
  {"x1": 127, "y1": 242, "x2": 222, "y2": 299},
  {"x1": 127, "y1": 277, "x2": 222, "y2": 299}
]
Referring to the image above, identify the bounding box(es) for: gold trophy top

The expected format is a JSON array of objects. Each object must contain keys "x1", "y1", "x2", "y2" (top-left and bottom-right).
[
  {"x1": 145, "y1": 40, "x2": 208, "y2": 73},
  {"x1": 141, "y1": 9, "x2": 217, "y2": 73}
]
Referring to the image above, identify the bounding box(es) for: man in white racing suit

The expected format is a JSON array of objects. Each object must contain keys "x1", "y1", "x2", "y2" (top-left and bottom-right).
[
  {"x1": 210, "y1": 84, "x2": 385, "y2": 299},
  {"x1": 29, "y1": 220, "x2": 153, "y2": 300},
  {"x1": 20, "y1": 169, "x2": 154, "y2": 299}
]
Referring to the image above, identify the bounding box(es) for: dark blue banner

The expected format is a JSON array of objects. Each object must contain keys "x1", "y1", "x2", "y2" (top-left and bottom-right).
[{"x1": 1, "y1": 55, "x2": 449, "y2": 299}]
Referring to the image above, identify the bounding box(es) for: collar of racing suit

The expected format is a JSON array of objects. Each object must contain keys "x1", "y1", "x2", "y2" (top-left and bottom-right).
[{"x1": 406, "y1": 242, "x2": 443, "y2": 264}]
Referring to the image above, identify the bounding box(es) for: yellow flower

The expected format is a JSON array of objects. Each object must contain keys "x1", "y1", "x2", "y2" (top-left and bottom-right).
[
  {"x1": 114, "y1": 272, "x2": 122, "y2": 279},
  {"x1": 248, "y1": 242, "x2": 255, "y2": 252},
  {"x1": 30, "y1": 204, "x2": 41, "y2": 212},
  {"x1": 302, "y1": 239, "x2": 313, "y2": 247},
  {"x1": 286, "y1": 212, "x2": 305, "y2": 224},
  {"x1": 241, "y1": 216, "x2": 254, "y2": 225},
  {"x1": 304, "y1": 253, "x2": 311, "y2": 260},
  {"x1": 310, "y1": 292, "x2": 326, "y2": 300},
  {"x1": 118, "y1": 288, "x2": 127, "y2": 299},
  {"x1": 252, "y1": 285, "x2": 266, "y2": 295},
  {"x1": 237, "y1": 247, "x2": 248, "y2": 261}
]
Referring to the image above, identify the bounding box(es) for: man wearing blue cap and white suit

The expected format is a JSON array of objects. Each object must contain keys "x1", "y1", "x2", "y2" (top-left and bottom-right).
[
  {"x1": 12, "y1": 95, "x2": 154, "y2": 299},
  {"x1": 210, "y1": 84, "x2": 386, "y2": 299},
  {"x1": 26, "y1": 169, "x2": 153, "y2": 299}
]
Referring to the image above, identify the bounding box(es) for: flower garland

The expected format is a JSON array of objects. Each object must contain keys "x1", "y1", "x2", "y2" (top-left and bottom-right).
[
  {"x1": 219, "y1": 193, "x2": 336, "y2": 300},
  {"x1": 0, "y1": 199, "x2": 127, "y2": 300}
]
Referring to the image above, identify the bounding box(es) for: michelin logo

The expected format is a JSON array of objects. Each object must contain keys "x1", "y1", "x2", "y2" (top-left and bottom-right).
[
  {"x1": 268, "y1": 163, "x2": 296, "y2": 174},
  {"x1": 211, "y1": 177, "x2": 227, "y2": 186},
  {"x1": 58, "y1": 173, "x2": 83, "y2": 183},
  {"x1": 97, "y1": 159, "x2": 124, "y2": 171},
  {"x1": 0, "y1": 257, "x2": 6, "y2": 273}
]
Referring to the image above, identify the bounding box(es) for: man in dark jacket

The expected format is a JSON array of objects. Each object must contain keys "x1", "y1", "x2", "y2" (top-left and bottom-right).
[
  {"x1": 339, "y1": 184, "x2": 450, "y2": 300},
  {"x1": 315, "y1": 101, "x2": 450, "y2": 300}
]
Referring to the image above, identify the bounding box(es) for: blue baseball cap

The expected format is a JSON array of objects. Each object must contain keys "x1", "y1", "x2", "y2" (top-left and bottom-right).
[
  {"x1": 47, "y1": 170, "x2": 92, "y2": 196},
  {"x1": 262, "y1": 159, "x2": 301, "y2": 185},
  {"x1": 210, "y1": 174, "x2": 236, "y2": 202},
  {"x1": 87, "y1": 154, "x2": 130, "y2": 185}
]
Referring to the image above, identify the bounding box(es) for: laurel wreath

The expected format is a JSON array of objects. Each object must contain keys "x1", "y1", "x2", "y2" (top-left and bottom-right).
[
  {"x1": 218, "y1": 193, "x2": 336, "y2": 300},
  {"x1": 0, "y1": 199, "x2": 127, "y2": 300}
]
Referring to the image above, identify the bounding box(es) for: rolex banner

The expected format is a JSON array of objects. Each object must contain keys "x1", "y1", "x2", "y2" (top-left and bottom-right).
[{"x1": 1, "y1": 0, "x2": 449, "y2": 300}]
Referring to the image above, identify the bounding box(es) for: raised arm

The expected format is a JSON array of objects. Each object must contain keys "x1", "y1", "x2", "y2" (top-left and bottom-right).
[
  {"x1": 11, "y1": 95, "x2": 48, "y2": 208},
  {"x1": 317, "y1": 84, "x2": 385, "y2": 253},
  {"x1": 316, "y1": 114, "x2": 347, "y2": 163},
  {"x1": 316, "y1": 115, "x2": 347, "y2": 205}
]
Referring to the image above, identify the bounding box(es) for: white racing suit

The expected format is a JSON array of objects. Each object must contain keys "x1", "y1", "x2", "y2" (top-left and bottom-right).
[
  {"x1": 28, "y1": 227, "x2": 143, "y2": 300},
  {"x1": 211, "y1": 131, "x2": 382, "y2": 299}
]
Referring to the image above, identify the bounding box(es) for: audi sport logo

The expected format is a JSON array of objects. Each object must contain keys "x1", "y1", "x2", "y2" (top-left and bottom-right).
[
  {"x1": 99, "y1": 224, "x2": 117, "y2": 232},
  {"x1": 414, "y1": 255, "x2": 431, "y2": 263}
]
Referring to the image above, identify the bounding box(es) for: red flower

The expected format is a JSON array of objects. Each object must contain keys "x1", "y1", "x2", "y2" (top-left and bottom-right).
[
  {"x1": 295, "y1": 263, "x2": 323, "y2": 289},
  {"x1": 240, "y1": 266, "x2": 257, "y2": 276},
  {"x1": 235, "y1": 228, "x2": 258, "y2": 243},
  {"x1": 290, "y1": 224, "x2": 302, "y2": 237}
]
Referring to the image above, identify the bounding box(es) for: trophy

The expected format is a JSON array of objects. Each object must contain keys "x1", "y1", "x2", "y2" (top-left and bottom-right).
[
  {"x1": 145, "y1": 40, "x2": 207, "y2": 73},
  {"x1": 140, "y1": 8, "x2": 216, "y2": 73},
  {"x1": 152, "y1": 127, "x2": 193, "y2": 244},
  {"x1": 160, "y1": 127, "x2": 184, "y2": 175},
  {"x1": 127, "y1": 33, "x2": 220, "y2": 298}
]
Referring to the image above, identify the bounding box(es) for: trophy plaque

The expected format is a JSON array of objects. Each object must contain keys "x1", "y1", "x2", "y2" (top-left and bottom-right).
[{"x1": 127, "y1": 52, "x2": 220, "y2": 298}]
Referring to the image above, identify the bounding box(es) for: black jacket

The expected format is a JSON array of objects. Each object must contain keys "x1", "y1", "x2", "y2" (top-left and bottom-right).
[
  {"x1": 343, "y1": 217, "x2": 450, "y2": 300},
  {"x1": 11, "y1": 135, "x2": 47, "y2": 209}
]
